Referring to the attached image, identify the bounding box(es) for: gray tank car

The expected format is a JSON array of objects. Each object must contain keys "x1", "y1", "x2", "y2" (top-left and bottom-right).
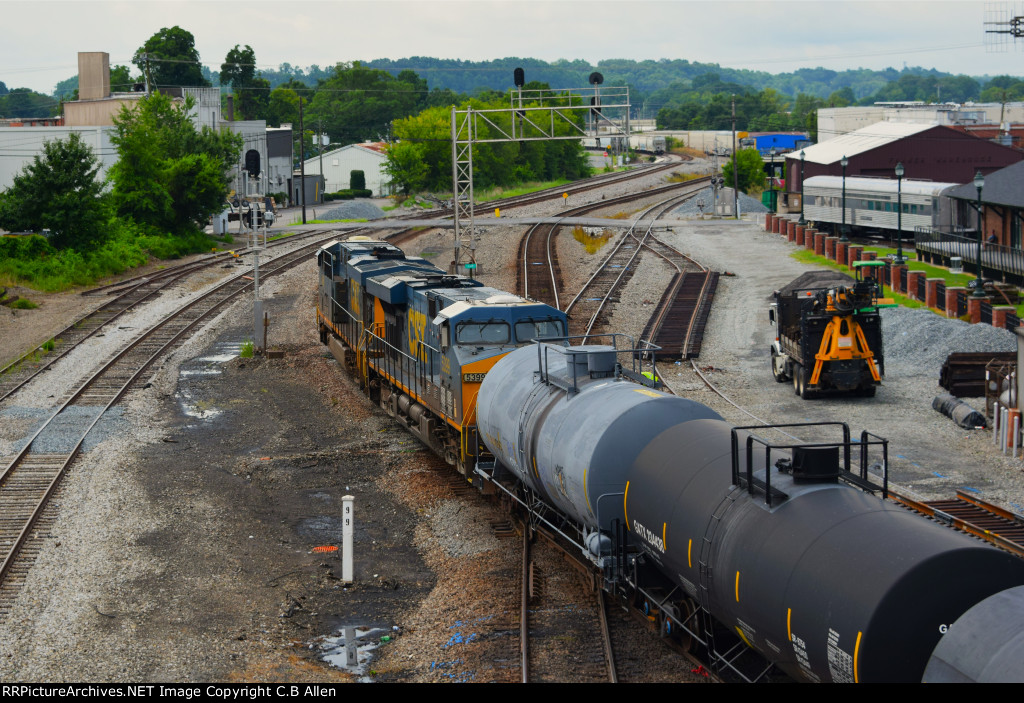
[{"x1": 476, "y1": 340, "x2": 1024, "y2": 683}]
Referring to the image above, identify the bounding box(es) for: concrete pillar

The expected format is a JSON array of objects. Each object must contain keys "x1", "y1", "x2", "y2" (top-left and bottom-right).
[{"x1": 342, "y1": 495, "x2": 355, "y2": 583}]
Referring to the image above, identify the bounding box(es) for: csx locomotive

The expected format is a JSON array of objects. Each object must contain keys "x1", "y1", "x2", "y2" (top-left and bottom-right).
[{"x1": 316, "y1": 237, "x2": 567, "y2": 473}]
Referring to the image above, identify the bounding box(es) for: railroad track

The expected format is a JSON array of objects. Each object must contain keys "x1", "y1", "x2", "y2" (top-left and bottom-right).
[
  {"x1": 0, "y1": 227, "x2": 345, "y2": 403},
  {"x1": 688, "y1": 363, "x2": 1024, "y2": 560},
  {"x1": 520, "y1": 525, "x2": 615, "y2": 683},
  {"x1": 0, "y1": 234, "x2": 346, "y2": 617},
  {"x1": 562, "y1": 180, "x2": 710, "y2": 337},
  {"x1": 389, "y1": 156, "x2": 689, "y2": 252},
  {"x1": 519, "y1": 178, "x2": 710, "y2": 310},
  {"x1": 890, "y1": 489, "x2": 1024, "y2": 557}
]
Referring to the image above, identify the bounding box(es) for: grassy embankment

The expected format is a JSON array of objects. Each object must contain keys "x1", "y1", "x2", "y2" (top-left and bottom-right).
[
  {"x1": 791, "y1": 245, "x2": 1024, "y2": 316},
  {"x1": 0, "y1": 223, "x2": 235, "y2": 293}
]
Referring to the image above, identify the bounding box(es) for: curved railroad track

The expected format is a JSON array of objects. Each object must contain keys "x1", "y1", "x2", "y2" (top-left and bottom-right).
[
  {"x1": 562, "y1": 181, "x2": 709, "y2": 337},
  {"x1": 519, "y1": 178, "x2": 710, "y2": 310},
  {"x1": 0, "y1": 227, "x2": 351, "y2": 402},
  {"x1": 0, "y1": 232, "x2": 362, "y2": 617}
]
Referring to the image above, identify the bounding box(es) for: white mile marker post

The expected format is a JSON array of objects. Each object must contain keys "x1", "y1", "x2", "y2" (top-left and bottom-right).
[{"x1": 342, "y1": 495, "x2": 354, "y2": 583}]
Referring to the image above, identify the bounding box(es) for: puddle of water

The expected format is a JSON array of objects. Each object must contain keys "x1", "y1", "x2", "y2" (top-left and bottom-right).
[
  {"x1": 174, "y1": 342, "x2": 243, "y2": 420},
  {"x1": 175, "y1": 388, "x2": 222, "y2": 420},
  {"x1": 297, "y1": 515, "x2": 343, "y2": 540},
  {"x1": 319, "y1": 626, "x2": 396, "y2": 679}
]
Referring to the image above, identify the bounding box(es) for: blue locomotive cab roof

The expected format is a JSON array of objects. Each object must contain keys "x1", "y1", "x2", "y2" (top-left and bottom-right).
[
  {"x1": 433, "y1": 294, "x2": 567, "y2": 346},
  {"x1": 365, "y1": 271, "x2": 483, "y2": 305}
]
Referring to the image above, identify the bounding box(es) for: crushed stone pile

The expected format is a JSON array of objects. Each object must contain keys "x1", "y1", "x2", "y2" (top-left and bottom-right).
[
  {"x1": 318, "y1": 200, "x2": 386, "y2": 221},
  {"x1": 882, "y1": 306, "x2": 1016, "y2": 377}
]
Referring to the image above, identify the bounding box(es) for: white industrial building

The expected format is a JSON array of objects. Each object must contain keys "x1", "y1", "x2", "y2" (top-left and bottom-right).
[
  {"x1": 0, "y1": 125, "x2": 117, "y2": 191},
  {"x1": 301, "y1": 142, "x2": 392, "y2": 196},
  {"x1": 1, "y1": 51, "x2": 291, "y2": 204},
  {"x1": 817, "y1": 102, "x2": 1024, "y2": 142}
]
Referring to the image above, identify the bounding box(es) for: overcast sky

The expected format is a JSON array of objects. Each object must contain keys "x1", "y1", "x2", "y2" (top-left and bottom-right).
[{"x1": 3, "y1": 0, "x2": 1021, "y2": 94}]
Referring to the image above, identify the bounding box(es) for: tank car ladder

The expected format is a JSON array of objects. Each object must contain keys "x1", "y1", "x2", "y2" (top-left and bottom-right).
[{"x1": 696, "y1": 486, "x2": 746, "y2": 679}]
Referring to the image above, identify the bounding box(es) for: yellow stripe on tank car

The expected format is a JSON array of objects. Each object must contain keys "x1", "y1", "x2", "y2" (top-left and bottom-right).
[
  {"x1": 662, "y1": 522, "x2": 667, "y2": 551},
  {"x1": 787, "y1": 608, "x2": 792, "y2": 641},
  {"x1": 854, "y1": 631, "x2": 863, "y2": 683},
  {"x1": 624, "y1": 481, "x2": 630, "y2": 529},
  {"x1": 735, "y1": 626, "x2": 753, "y2": 648},
  {"x1": 688, "y1": 539, "x2": 692, "y2": 568},
  {"x1": 735, "y1": 571, "x2": 740, "y2": 602}
]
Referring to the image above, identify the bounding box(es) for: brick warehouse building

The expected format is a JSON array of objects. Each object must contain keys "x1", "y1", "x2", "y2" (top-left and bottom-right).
[{"x1": 785, "y1": 122, "x2": 1024, "y2": 199}]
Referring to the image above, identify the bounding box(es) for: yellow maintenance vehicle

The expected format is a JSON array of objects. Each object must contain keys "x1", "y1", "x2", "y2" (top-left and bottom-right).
[{"x1": 769, "y1": 261, "x2": 893, "y2": 399}]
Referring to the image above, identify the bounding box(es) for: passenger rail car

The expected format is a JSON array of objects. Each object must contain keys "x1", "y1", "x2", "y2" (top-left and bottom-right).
[
  {"x1": 316, "y1": 238, "x2": 568, "y2": 473},
  {"x1": 581, "y1": 135, "x2": 666, "y2": 154},
  {"x1": 803, "y1": 176, "x2": 959, "y2": 238}
]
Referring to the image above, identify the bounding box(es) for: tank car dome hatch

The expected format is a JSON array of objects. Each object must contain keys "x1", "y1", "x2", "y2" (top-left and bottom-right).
[
  {"x1": 346, "y1": 235, "x2": 373, "y2": 241},
  {"x1": 923, "y1": 585, "x2": 1024, "y2": 683}
]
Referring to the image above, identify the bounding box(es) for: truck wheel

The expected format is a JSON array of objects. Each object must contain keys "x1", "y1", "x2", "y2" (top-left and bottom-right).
[
  {"x1": 800, "y1": 378, "x2": 815, "y2": 400},
  {"x1": 771, "y1": 348, "x2": 787, "y2": 383},
  {"x1": 859, "y1": 385, "x2": 877, "y2": 398}
]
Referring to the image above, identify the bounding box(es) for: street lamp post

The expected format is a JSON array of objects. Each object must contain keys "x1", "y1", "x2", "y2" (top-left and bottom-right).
[
  {"x1": 840, "y1": 155, "x2": 850, "y2": 242},
  {"x1": 797, "y1": 149, "x2": 806, "y2": 226},
  {"x1": 769, "y1": 147, "x2": 776, "y2": 213},
  {"x1": 894, "y1": 162, "x2": 906, "y2": 264},
  {"x1": 972, "y1": 170, "x2": 987, "y2": 298}
]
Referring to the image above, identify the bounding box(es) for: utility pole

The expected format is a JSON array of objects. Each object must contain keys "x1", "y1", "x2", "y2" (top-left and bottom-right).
[
  {"x1": 299, "y1": 97, "x2": 306, "y2": 225},
  {"x1": 731, "y1": 95, "x2": 738, "y2": 217},
  {"x1": 318, "y1": 116, "x2": 324, "y2": 187}
]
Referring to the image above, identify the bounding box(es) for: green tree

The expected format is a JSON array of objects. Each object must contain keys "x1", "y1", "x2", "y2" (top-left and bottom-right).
[
  {"x1": 133, "y1": 26, "x2": 208, "y2": 90},
  {"x1": 0, "y1": 88, "x2": 58, "y2": 118},
  {"x1": 109, "y1": 92, "x2": 241, "y2": 234},
  {"x1": 0, "y1": 132, "x2": 107, "y2": 249},
  {"x1": 308, "y1": 62, "x2": 425, "y2": 145},
  {"x1": 220, "y1": 45, "x2": 269, "y2": 120},
  {"x1": 721, "y1": 148, "x2": 766, "y2": 194},
  {"x1": 383, "y1": 141, "x2": 428, "y2": 194},
  {"x1": 267, "y1": 85, "x2": 301, "y2": 127},
  {"x1": 110, "y1": 64, "x2": 136, "y2": 92},
  {"x1": 350, "y1": 170, "x2": 366, "y2": 191}
]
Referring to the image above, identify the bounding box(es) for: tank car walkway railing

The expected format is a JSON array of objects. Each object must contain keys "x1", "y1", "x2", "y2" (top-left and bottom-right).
[{"x1": 915, "y1": 227, "x2": 1024, "y2": 285}]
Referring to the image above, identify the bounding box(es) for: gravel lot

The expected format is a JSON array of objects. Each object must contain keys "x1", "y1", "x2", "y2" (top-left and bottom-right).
[{"x1": 3, "y1": 158, "x2": 1022, "y2": 682}]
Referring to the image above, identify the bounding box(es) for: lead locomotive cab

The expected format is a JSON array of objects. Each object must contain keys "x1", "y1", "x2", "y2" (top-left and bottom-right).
[{"x1": 316, "y1": 237, "x2": 567, "y2": 475}]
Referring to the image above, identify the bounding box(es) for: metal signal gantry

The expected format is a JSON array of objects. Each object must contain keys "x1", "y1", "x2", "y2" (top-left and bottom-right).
[{"x1": 450, "y1": 82, "x2": 631, "y2": 273}]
